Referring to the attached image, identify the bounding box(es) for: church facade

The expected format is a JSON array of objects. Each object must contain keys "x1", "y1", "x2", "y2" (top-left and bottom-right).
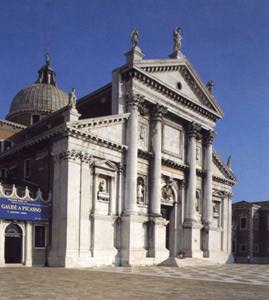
[{"x1": 0, "y1": 29, "x2": 236, "y2": 267}]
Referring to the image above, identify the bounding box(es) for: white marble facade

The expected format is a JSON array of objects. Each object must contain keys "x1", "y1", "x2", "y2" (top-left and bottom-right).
[{"x1": 47, "y1": 32, "x2": 236, "y2": 267}]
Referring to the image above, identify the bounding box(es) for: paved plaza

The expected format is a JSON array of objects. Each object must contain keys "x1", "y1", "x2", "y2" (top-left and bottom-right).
[{"x1": 1, "y1": 264, "x2": 269, "y2": 300}]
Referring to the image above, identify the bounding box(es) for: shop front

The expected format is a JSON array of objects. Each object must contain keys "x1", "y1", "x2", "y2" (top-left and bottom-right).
[{"x1": 0, "y1": 183, "x2": 50, "y2": 266}]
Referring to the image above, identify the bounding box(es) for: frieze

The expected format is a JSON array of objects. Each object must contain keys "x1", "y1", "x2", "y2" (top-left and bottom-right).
[{"x1": 58, "y1": 149, "x2": 92, "y2": 163}]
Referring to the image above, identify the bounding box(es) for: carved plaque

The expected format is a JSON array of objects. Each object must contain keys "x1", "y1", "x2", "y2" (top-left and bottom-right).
[{"x1": 163, "y1": 125, "x2": 181, "y2": 157}]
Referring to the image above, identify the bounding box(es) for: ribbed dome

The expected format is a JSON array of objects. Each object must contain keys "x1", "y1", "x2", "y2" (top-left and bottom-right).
[
  {"x1": 8, "y1": 83, "x2": 69, "y2": 117},
  {"x1": 7, "y1": 54, "x2": 69, "y2": 121}
]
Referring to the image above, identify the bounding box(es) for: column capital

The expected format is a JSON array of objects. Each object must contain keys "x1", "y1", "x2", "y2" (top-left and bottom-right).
[
  {"x1": 126, "y1": 93, "x2": 145, "y2": 111},
  {"x1": 187, "y1": 122, "x2": 201, "y2": 138},
  {"x1": 178, "y1": 180, "x2": 185, "y2": 189},
  {"x1": 151, "y1": 104, "x2": 168, "y2": 121},
  {"x1": 204, "y1": 130, "x2": 216, "y2": 145}
]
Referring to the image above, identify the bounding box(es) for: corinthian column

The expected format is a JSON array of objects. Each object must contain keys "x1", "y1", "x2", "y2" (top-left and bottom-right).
[
  {"x1": 185, "y1": 122, "x2": 201, "y2": 223},
  {"x1": 203, "y1": 130, "x2": 215, "y2": 226},
  {"x1": 151, "y1": 104, "x2": 167, "y2": 216},
  {"x1": 124, "y1": 94, "x2": 144, "y2": 215}
]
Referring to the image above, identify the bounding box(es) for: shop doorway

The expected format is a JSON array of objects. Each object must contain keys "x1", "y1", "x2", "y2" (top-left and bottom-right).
[{"x1": 5, "y1": 224, "x2": 22, "y2": 264}]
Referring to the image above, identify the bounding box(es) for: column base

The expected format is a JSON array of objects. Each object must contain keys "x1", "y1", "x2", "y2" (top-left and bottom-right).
[
  {"x1": 148, "y1": 216, "x2": 169, "y2": 261},
  {"x1": 120, "y1": 214, "x2": 149, "y2": 266},
  {"x1": 182, "y1": 220, "x2": 203, "y2": 258}
]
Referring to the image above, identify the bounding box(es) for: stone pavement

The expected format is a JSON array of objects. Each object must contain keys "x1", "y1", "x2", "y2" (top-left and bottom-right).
[
  {"x1": 90, "y1": 263, "x2": 269, "y2": 286},
  {"x1": 0, "y1": 265, "x2": 269, "y2": 300}
]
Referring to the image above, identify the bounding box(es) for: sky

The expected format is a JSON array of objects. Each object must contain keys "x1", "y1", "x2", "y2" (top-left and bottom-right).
[{"x1": 0, "y1": 0, "x2": 268, "y2": 202}]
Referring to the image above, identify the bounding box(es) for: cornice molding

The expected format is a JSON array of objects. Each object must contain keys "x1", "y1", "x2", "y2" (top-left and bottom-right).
[{"x1": 70, "y1": 114, "x2": 130, "y2": 130}]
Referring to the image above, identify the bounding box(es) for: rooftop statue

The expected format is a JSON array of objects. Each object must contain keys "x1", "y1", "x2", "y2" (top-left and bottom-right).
[
  {"x1": 173, "y1": 27, "x2": 182, "y2": 52},
  {"x1": 131, "y1": 29, "x2": 139, "y2": 49},
  {"x1": 69, "y1": 88, "x2": 77, "y2": 109}
]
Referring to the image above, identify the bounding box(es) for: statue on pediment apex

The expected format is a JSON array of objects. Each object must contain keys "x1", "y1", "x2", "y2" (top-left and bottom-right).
[
  {"x1": 173, "y1": 27, "x2": 182, "y2": 52},
  {"x1": 131, "y1": 29, "x2": 139, "y2": 49}
]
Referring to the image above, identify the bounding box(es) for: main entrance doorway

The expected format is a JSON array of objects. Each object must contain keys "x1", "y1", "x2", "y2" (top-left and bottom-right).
[
  {"x1": 161, "y1": 205, "x2": 172, "y2": 250},
  {"x1": 5, "y1": 224, "x2": 22, "y2": 264}
]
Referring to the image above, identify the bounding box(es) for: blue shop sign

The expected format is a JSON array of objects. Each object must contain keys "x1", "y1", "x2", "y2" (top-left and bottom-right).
[{"x1": 0, "y1": 197, "x2": 49, "y2": 221}]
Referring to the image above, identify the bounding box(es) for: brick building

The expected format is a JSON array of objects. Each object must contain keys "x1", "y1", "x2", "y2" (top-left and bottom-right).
[{"x1": 232, "y1": 201, "x2": 269, "y2": 263}]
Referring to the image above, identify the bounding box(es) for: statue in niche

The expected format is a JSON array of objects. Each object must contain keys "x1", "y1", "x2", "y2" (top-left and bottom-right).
[
  {"x1": 213, "y1": 202, "x2": 219, "y2": 214},
  {"x1": 173, "y1": 27, "x2": 182, "y2": 52},
  {"x1": 139, "y1": 125, "x2": 145, "y2": 141},
  {"x1": 98, "y1": 179, "x2": 106, "y2": 192},
  {"x1": 162, "y1": 182, "x2": 174, "y2": 202},
  {"x1": 131, "y1": 29, "x2": 139, "y2": 48},
  {"x1": 137, "y1": 178, "x2": 144, "y2": 203}
]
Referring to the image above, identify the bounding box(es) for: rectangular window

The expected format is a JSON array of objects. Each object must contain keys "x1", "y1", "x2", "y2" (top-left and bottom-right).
[
  {"x1": 239, "y1": 244, "x2": 247, "y2": 253},
  {"x1": 32, "y1": 114, "x2": 40, "y2": 125},
  {"x1": 24, "y1": 159, "x2": 31, "y2": 179},
  {"x1": 240, "y1": 217, "x2": 247, "y2": 230},
  {"x1": 34, "y1": 226, "x2": 46, "y2": 248}
]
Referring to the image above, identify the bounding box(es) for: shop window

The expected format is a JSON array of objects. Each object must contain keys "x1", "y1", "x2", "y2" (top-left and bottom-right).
[
  {"x1": 24, "y1": 159, "x2": 31, "y2": 179},
  {"x1": 34, "y1": 225, "x2": 46, "y2": 248},
  {"x1": 31, "y1": 114, "x2": 40, "y2": 125},
  {"x1": 240, "y1": 217, "x2": 247, "y2": 230}
]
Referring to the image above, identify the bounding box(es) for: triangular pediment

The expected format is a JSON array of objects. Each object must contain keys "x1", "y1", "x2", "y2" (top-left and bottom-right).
[
  {"x1": 135, "y1": 59, "x2": 223, "y2": 118},
  {"x1": 70, "y1": 114, "x2": 129, "y2": 145},
  {"x1": 93, "y1": 159, "x2": 118, "y2": 172},
  {"x1": 213, "y1": 150, "x2": 236, "y2": 183}
]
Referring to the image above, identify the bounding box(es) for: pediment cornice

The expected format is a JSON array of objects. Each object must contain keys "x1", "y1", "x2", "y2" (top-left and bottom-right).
[
  {"x1": 121, "y1": 66, "x2": 221, "y2": 122},
  {"x1": 213, "y1": 150, "x2": 237, "y2": 183}
]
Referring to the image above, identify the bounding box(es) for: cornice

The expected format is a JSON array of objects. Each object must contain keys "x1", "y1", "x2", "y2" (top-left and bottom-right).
[
  {"x1": 0, "y1": 119, "x2": 27, "y2": 130},
  {"x1": 121, "y1": 66, "x2": 220, "y2": 122},
  {"x1": 58, "y1": 149, "x2": 92, "y2": 163},
  {"x1": 138, "y1": 149, "x2": 152, "y2": 160},
  {"x1": 161, "y1": 157, "x2": 187, "y2": 171},
  {"x1": 0, "y1": 125, "x2": 67, "y2": 160},
  {"x1": 70, "y1": 113, "x2": 130, "y2": 130}
]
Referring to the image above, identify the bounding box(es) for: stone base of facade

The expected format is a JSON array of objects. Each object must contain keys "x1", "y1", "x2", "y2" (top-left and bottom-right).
[{"x1": 182, "y1": 221, "x2": 203, "y2": 258}]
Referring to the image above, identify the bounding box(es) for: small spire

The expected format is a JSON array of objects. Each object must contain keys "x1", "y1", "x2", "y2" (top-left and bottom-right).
[
  {"x1": 227, "y1": 155, "x2": 232, "y2": 169},
  {"x1": 206, "y1": 80, "x2": 214, "y2": 94}
]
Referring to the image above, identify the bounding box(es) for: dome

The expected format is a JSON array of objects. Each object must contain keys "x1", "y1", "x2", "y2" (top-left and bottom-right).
[
  {"x1": 7, "y1": 83, "x2": 69, "y2": 117},
  {"x1": 6, "y1": 54, "x2": 69, "y2": 123}
]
